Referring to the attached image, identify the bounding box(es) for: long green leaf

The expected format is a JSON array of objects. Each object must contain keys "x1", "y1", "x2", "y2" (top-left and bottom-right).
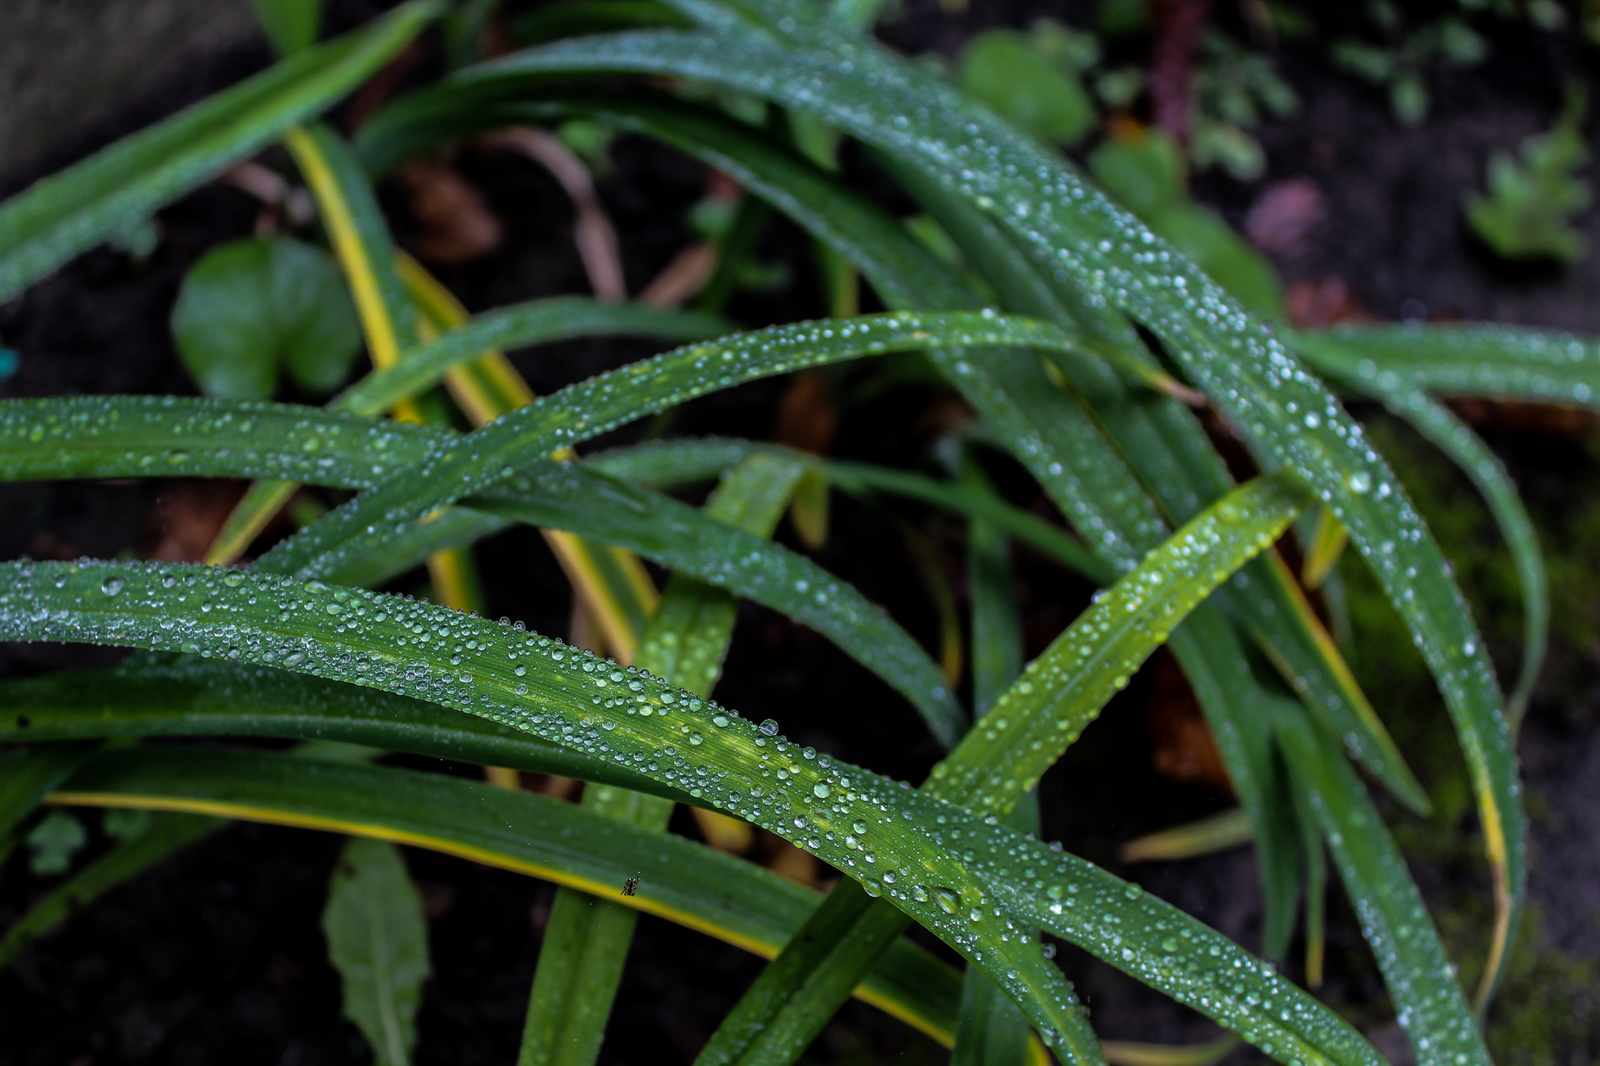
[
  {"x1": 323, "y1": 836, "x2": 430, "y2": 1066},
  {"x1": 590, "y1": 438, "x2": 1109, "y2": 582},
  {"x1": 467, "y1": 18, "x2": 1521, "y2": 1000},
  {"x1": 1298, "y1": 323, "x2": 1600, "y2": 410},
  {"x1": 519, "y1": 452, "x2": 805, "y2": 1066},
  {"x1": 256, "y1": 311, "x2": 1098, "y2": 580},
  {"x1": 0, "y1": 2, "x2": 438, "y2": 302},
  {"x1": 0, "y1": 396, "x2": 964, "y2": 747},
  {"x1": 43, "y1": 746, "x2": 966, "y2": 1044},
  {"x1": 1267, "y1": 691, "x2": 1490, "y2": 1065},
  {"x1": 0, "y1": 743, "x2": 100, "y2": 841},
  {"x1": 1304, "y1": 347, "x2": 1550, "y2": 725},
  {"x1": 0, "y1": 558, "x2": 1382, "y2": 1066},
  {"x1": 337, "y1": 298, "x2": 728, "y2": 417},
  {"x1": 0, "y1": 661, "x2": 699, "y2": 804},
  {"x1": 683, "y1": 473, "x2": 1309, "y2": 1066},
  {"x1": 953, "y1": 453, "x2": 1033, "y2": 1066}
]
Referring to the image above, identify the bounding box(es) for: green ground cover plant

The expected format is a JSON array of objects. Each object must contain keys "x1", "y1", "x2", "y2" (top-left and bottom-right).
[{"x1": 2, "y1": 1, "x2": 1596, "y2": 1064}]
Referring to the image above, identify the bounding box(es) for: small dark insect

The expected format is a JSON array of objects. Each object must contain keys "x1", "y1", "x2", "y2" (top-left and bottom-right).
[{"x1": 621, "y1": 874, "x2": 640, "y2": 897}]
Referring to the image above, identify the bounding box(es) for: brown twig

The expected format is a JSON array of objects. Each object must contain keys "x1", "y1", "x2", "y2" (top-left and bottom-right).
[
  {"x1": 486, "y1": 128, "x2": 628, "y2": 300},
  {"x1": 1147, "y1": 0, "x2": 1214, "y2": 144}
]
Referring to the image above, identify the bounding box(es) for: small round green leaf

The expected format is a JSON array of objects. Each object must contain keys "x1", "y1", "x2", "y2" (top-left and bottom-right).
[{"x1": 171, "y1": 236, "x2": 361, "y2": 399}]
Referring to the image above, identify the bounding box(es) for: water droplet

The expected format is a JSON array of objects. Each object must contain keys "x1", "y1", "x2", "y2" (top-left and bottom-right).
[
  {"x1": 759, "y1": 719, "x2": 779, "y2": 736},
  {"x1": 99, "y1": 577, "x2": 123, "y2": 597},
  {"x1": 812, "y1": 783, "x2": 831, "y2": 799}
]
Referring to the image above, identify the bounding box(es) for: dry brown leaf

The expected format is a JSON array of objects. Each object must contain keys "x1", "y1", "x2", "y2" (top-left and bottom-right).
[{"x1": 398, "y1": 159, "x2": 502, "y2": 267}]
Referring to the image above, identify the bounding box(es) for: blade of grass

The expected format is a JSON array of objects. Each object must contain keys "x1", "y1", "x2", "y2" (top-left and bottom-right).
[
  {"x1": 0, "y1": 743, "x2": 100, "y2": 841},
  {"x1": 256, "y1": 311, "x2": 1112, "y2": 581},
  {"x1": 693, "y1": 474, "x2": 1308, "y2": 1066},
  {"x1": 39, "y1": 747, "x2": 961, "y2": 1044},
  {"x1": 1308, "y1": 353, "x2": 1548, "y2": 728},
  {"x1": 0, "y1": 397, "x2": 965, "y2": 744},
  {"x1": 1118, "y1": 809, "x2": 1254, "y2": 864},
  {"x1": 519, "y1": 452, "x2": 805, "y2": 1066},
  {"x1": 284, "y1": 123, "x2": 419, "y2": 371},
  {"x1": 479, "y1": 22, "x2": 1519, "y2": 999},
  {"x1": 0, "y1": 557, "x2": 1384, "y2": 1066},
  {"x1": 0, "y1": 1, "x2": 438, "y2": 302},
  {"x1": 1297, "y1": 323, "x2": 1600, "y2": 410},
  {"x1": 952, "y1": 453, "x2": 1034, "y2": 1066},
  {"x1": 1268, "y1": 688, "x2": 1489, "y2": 1062},
  {"x1": 0, "y1": 661, "x2": 713, "y2": 808},
  {"x1": 396, "y1": 254, "x2": 667, "y2": 663}
]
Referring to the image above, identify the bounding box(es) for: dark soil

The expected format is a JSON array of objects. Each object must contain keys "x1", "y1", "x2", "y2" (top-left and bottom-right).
[{"x1": 3, "y1": 3, "x2": 1599, "y2": 1065}]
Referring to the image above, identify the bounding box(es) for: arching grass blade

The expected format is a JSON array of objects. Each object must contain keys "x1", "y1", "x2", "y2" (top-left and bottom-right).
[
  {"x1": 0, "y1": 661, "x2": 697, "y2": 804},
  {"x1": 0, "y1": 1, "x2": 439, "y2": 302},
  {"x1": 1268, "y1": 691, "x2": 1491, "y2": 1065},
  {"x1": 475, "y1": 22, "x2": 1520, "y2": 998},
  {"x1": 1298, "y1": 323, "x2": 1600, "y2": 411},
  {"x1": 519, "y1": 452, "x2": 806, "y2": 1066},
  {"x1": 0, "y1": 558, "x2": 1384, "y2": 1066},
  {"x1": 40, "y1": 747, "x2": 963, "y2": 1045}
]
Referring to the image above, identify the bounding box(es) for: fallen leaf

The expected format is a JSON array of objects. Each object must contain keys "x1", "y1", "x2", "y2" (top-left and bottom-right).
[{"x1": 398, "y1": 159, "x2": 502, "y2": 267}]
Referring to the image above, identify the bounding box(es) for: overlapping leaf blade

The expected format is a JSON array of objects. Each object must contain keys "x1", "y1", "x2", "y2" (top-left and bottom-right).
[
  {"x1": 0, "y1": 394, "x2": 962, "y2": 745},
  {"x1": 39, "y1": 746, "x2": 962, "y2": 1041},
  {"x1": 454, "y1": 18, "x2": 1521, "y2": 1002},
  {"x1": 1298, "y1": 323, "x2": 1600, "y2": 410},
  {"x1": 0, "y1": 557, "x2": 1383, "y2": 1066},
  {"x1": 0, "y1": 1, "x2": 438, "y2": 302}
]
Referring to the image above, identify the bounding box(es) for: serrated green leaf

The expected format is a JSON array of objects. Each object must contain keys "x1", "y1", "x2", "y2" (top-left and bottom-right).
[
  {"x1": 0, "y1": 558, "x2": 1384, "y2": 1066},
  {"x1": 0, "y1": 1, "x2": 438, "y2": 302},
  {"x1": 323, "y1": 836, "x2": 430, "y2": 1066},
  {"x1": 172, "y1": 236, "x2": 361, "y2": 399}
]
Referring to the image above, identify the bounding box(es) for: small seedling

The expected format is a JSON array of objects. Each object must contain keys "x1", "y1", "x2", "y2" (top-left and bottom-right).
[{"x1": 1465, "y1": 88, "x2": 1591, "y2": 263}]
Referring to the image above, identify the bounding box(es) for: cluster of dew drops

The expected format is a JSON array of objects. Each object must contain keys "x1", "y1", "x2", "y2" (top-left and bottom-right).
[{"x1": 2, "y1": 556, "x2": 1367, "y2": 1056}]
